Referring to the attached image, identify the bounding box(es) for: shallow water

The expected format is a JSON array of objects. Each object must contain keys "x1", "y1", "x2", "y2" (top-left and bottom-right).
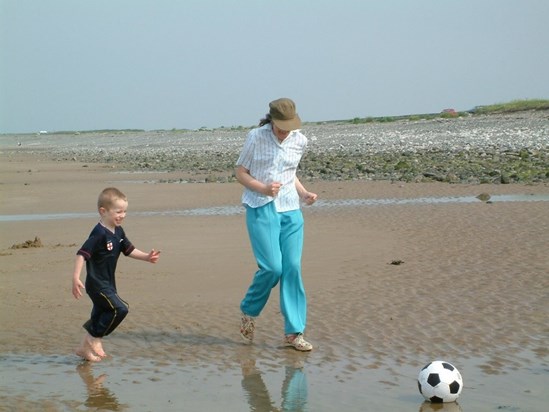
[
  {"x1": 1, "y1": 194, "x2": 549, "y2": 222},
  {"x1": 1, "y1": 197, "x2": 548, "y2": 411},
  {"x1": 0, "y1": 347, "x2": 546, "y2": 411}
]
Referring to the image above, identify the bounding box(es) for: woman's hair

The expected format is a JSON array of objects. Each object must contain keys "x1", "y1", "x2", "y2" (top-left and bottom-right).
[
  {"x1": 258, "y1": 113, "x2": 272, "y2": 127},
  {"x1": 98, "y1": 187, "x2": 127, "y2": 209}
]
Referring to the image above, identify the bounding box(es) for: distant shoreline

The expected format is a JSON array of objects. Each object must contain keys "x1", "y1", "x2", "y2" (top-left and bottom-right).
[
  {"x1": 3, "y1": 99, "x2": 548, "y2": 136},
  {"x1": 2, "y1": 109, "x2": 548, "y2": 185}
]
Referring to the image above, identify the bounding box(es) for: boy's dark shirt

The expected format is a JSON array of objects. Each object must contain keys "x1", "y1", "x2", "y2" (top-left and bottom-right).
[{"x1": 77, "y1": 223, "x2": 135, "y2": 292}]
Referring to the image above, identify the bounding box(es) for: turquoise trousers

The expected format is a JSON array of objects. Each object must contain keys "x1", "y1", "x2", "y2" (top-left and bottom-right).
[{"x1": 240, "y1": 202, "x2": 307, "y2": 335}]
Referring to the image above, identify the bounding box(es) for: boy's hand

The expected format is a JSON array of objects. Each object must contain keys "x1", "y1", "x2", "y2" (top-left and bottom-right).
[
  {"x1": 147, "y1": 249, "x2": 161, "y2": 263},
  {"x1": 72, "y1": 278, "x2": 84, "y2": 299}
]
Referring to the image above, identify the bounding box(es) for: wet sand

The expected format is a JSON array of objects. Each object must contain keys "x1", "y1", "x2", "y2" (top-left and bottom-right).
[{"x1": 1, "y1": 155, "x2": 548, "y2": 411}]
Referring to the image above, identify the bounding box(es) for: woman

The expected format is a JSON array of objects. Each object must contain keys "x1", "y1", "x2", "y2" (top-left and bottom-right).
[{"x1": 236, "y1": 98, "x2": 317, "y2": 351}]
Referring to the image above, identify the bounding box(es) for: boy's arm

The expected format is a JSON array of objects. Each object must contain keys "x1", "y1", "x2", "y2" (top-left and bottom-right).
[
  {"x1": 72, "y1": 254, "x2": 86, "y2": 299},
  {"x1": 129, "y1": 248, "x2": 161, "y2": 263}
]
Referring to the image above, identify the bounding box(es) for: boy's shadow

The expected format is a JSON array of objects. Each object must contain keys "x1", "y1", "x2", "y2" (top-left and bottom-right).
[
  {"x1": 240, "y1": 351, "x2": 308, "y2": 412},
  {"x1": 77, "y1": 362, "x2": 127, "y2": 411}
]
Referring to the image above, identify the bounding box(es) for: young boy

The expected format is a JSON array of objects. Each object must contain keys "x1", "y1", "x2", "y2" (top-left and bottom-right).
[{"x1": 72, "y1": 187, "x2": 160, "y2": 361}]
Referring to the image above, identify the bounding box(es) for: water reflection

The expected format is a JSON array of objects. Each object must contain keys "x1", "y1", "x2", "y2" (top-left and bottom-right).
[
  {"x1": 419, "y1": 401, "x2": 463, "y2": 412},
  {"x1": 77, "y1": 362, "x2": 127, "y2": 411},
  {"x1": 241, "y1": 357, "x2": 308, "y2": 412},
  {"x1": 280, "y1": 364, "x2": 308, "y2": 412}
]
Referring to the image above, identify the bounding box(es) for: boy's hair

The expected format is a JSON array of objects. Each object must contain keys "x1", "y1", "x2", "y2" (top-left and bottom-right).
[{"x1": 98, "y1": 187, "x2": 127, "y2": 210}]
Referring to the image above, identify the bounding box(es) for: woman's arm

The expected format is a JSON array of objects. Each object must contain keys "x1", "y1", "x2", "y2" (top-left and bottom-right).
[
  {"x1": 236, "y1": 165, "x2": 281, "y2": 197},
  {"x1": 295, "y1": 176, "x2": 318, "y2": 205}
]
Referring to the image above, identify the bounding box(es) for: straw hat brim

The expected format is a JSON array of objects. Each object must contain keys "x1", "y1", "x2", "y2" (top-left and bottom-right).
[{"x1": 272, "y1": 114, "x2": 301, "y2": 131}]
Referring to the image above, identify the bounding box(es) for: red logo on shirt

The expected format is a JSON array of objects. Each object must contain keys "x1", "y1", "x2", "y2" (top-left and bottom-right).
[{"x1": 106, "y1": 241, "x2": 113, "y2": 251}]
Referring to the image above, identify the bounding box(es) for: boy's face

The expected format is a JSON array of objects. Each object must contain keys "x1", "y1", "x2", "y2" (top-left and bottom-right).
[{"x1": 99, "y1": 199, "x2": 128, "y2": 227}]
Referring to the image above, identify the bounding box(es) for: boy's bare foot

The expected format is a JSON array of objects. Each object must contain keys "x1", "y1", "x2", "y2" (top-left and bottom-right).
[
  {"x1": 90, "y1": 337, "x2": 107, "y2": 358},
  {"x1": 75, "y1": 334, "x2": 102, "y2": 362},
  {"x1": 76, "y1": 347, "x2": 102, "y2": 362}
]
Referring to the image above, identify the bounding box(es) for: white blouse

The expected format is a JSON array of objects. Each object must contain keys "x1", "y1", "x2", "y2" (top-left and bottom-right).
[{"x1": 236, "y1": 123, "x2": 308, "y2": 212}]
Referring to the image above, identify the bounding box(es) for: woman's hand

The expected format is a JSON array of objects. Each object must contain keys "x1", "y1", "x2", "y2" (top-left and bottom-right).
[
  {"x1": 264, "y1": 182, "x2": 282, "y2": 197},
  {"x1": 301, "y1": 191, "x2": 318, "y2": 206}
]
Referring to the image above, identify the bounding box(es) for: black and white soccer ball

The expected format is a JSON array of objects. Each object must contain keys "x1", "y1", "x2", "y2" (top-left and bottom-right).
[{"x1": 418, "y1": 360, "x2": 463, "y2": 403}]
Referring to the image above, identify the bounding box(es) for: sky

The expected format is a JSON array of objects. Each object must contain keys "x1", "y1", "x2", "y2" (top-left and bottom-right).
[{"x1": 1, "y1": 0, "x2": 548, "y2": 134}]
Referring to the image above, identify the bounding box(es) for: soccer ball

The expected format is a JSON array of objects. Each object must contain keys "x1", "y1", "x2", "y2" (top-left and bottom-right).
[{"x1": 417, "y1": 361, "x2": 463, "y2": 403}]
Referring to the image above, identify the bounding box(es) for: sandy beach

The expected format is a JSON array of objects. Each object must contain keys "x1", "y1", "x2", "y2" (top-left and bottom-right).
[{"x1": 1, "y1": 151, "x2": 549, "y2": 411}]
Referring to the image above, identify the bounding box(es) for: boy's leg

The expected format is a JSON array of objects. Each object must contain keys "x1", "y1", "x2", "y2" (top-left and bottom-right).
[
  {"x1": 240, "y1": 203, "x2": 283, "y2": 317},
  {"x1": 279, "y1": 210, "x2": 306, "y2": 335},
  {"x1": 84, "y1": 290, "x2": 129, "y2": 337}
]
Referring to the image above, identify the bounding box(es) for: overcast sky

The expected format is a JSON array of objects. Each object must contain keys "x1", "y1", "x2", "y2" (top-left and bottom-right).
[{"x1": 1, "y1": 0, "x2": 548, "y2": 133}]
